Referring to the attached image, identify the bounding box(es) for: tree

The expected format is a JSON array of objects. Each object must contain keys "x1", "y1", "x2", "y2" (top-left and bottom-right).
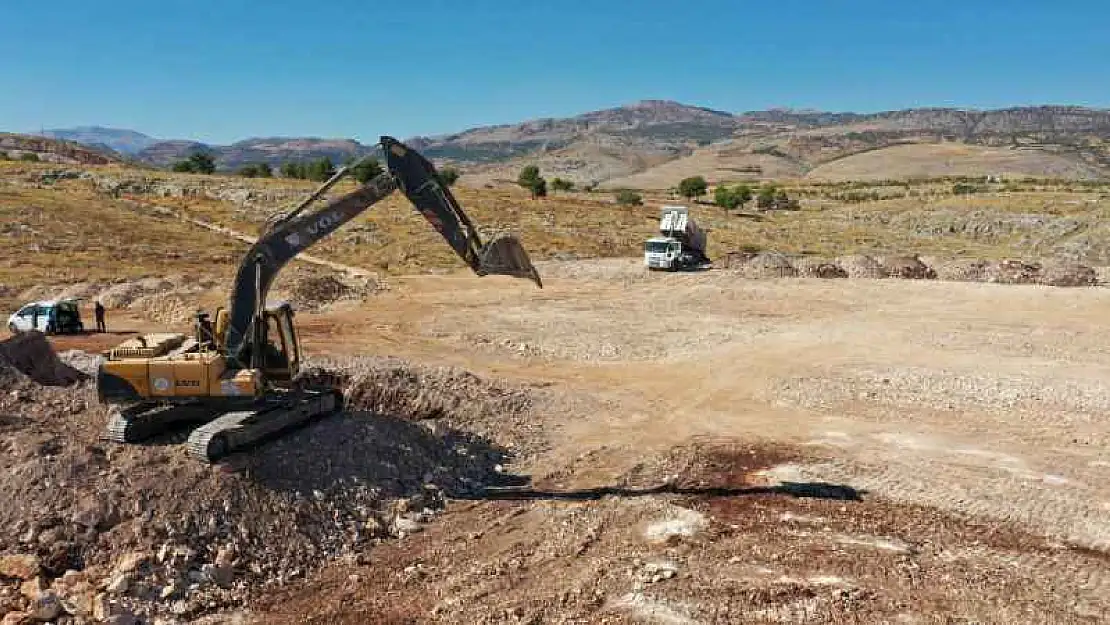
[
  {"x1": 304, "y1": 156, "x2": 336, "y2": 182},
  {"x1": 238, "y1": 162, "x2": 272, "y2": 178},
  {"x1": 517, "y1": 165, "x2": 546, "y2": 199},
  {"x1": 756, "y1": 185, "x2": 777, "y2": 210},
  {"x1": 19, "y1": 152, "x2": 39, "y2": 162},
  {"x1": 615, "y1": 189, "x2": 643, "y2": 206},
  {"x1": 714, "y1": 185, "x2": 741, "y2": 209},
  {"x1": 280, "y1": 162, "x2": 304, "y2": 179},
  {"x1": 349, "y1": 158, "x2": 382, "y2": 184},
  {"x1": 713, "y1": 184, "x2": 754, "y2": 211},
  {"x1": 678, "y1": 176, "x2": 708, "y2": 200},
  {"x1": 186, "y1": 151, "x2": 216, "y2": 174},
  {"x1": 733, "y1": 184, "x2": 753, "y2": 209},
  {"x1": 530, "y1": 176, "x2": 547, "y2": 198},
  {"x1": 436, "y1": 166, "x2": 460, "y2": 187},
  {"x1": 551, "y1": 177, "x2": 574, "y2": 193}
]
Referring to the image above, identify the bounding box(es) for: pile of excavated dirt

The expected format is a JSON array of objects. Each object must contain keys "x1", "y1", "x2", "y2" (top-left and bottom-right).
[
  {"x1": 279, "y1": 274, "x2": 384, "y2": 312},
  {"x1": 127, "y1": 293, "x2": 198, "y2": 325},
  {"x1": 984, "y1": 259, "x2": 1042, "y2": 284},
  {"x1": 0, "y1": 331, "x2": 87, "y2": 386},
  {"x1": 739, "y1": 251, "x2": 797, "y2": 279},
  {"x1": 298, "y1": 355, "x2": 550, "y2": 459},
  {"x1": 793, "y1": 256, "x2": 848, "y2": 278},
  {"x1": 0, "y1": 353, "x2": 551, "y2": 624},
  {"x1": 835, "y1": 254, "x2": 886, "y2": 279},
  {"x1": 1038, "y1": 260, "x2": 1098, "y2": 287},
  {"x1": 877, "y1": 254, "x2": 936, "y2": 279},
  {"x1": 928, "y1": 258, "x2": 991, "y2": 282}
]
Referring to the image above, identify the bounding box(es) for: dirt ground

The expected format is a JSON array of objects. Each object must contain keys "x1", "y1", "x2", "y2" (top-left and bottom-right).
[
  {"x1": 13, "y1": 259, "x2": 1110, "y2": 623},
  {"x1": 230, "y1": 259, "x2": 1108, "y2": 624}
]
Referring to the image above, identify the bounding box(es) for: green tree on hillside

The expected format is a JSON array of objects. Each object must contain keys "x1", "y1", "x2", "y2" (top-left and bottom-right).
[
  {"x1": 436, "y1": 166, "x2": 460, "y2": 187},
  {"x1": 713, "y1": 184, "x2": 753, "y2": 210},
  {"x1": 551, "y1": 177, "x2": 574, "y2": 193},
  {"x1": 238, "y1": 162, "x2": 272, "y2": 178},
  {"x1": 615, "y1": 189, "x2": 643, "y2": 206},
  {"x1": 304, "y1": 157, "x2": 336, "y2": 182},
  {"x1": 678, "y1": 175, "x2": 708, "y2": 200},
  {"x1": 349, "y1": 157, "x2": 382, "y2": 184},
  {"x1": 172, "y1": 150, "x2": 216, "y2": 174},
  {"x1": 517, "y1": 165, "x2": 546, "y2": 199},
  {"x1": 280, "y1": 161, "x2": 304, "y2": 179}
]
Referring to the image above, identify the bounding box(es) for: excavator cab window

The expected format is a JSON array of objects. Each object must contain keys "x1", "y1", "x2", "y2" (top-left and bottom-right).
[{"x1": 260, "y1": 313, "x2": 292, "y2": 380}]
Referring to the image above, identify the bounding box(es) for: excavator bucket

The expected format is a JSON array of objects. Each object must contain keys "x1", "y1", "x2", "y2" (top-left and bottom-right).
[
  {"x1": 478, "y1": 234, "x2": 543, "y2": 287},
  {"x1": 382, "y1": 135, "x2": 542, "y2": 288}
]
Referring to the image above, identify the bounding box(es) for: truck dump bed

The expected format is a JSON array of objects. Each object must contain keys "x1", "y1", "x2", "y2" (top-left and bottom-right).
[{"x1": 659, "y1": 206, "x2": 706, "y2": 255}]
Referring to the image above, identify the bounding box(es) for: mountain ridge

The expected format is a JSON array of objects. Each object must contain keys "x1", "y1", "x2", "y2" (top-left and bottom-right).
[{"x1": 23, "y1": 101, "x2": 1110, "y2": 183}]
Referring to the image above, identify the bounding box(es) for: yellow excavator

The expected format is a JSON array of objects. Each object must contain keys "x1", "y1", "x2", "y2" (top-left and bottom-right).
[{"x1": 96, "y1": 136, "x2": 542, "y2": 463}]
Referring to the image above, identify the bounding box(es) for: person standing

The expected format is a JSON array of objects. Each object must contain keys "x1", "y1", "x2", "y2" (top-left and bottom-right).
[{"x1": 94, "y1": 300, "x2": 106, "y2": 333}]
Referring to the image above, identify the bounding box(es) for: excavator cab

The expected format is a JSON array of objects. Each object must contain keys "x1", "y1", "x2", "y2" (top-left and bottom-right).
[
  {"x1": 257, "y1": 303, "x2": 299, "y2": 383},
  {"x1": 212, "y1": 303, "x2": 300, "y2": 383}
]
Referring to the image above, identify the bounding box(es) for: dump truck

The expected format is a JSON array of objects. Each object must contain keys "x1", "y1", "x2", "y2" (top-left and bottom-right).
[{"x1": 643, "y1": 205, "x2": 710, "y2": 271}]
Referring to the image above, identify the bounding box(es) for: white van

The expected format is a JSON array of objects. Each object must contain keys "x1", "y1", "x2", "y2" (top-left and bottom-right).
[{"x1": 7, "y1": 299, "x2": 85, "y2": 334}]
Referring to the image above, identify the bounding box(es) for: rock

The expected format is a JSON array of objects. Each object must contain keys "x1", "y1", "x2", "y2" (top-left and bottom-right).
[
  {"x1": 18, "y1": 578, "x2": 45, "y2": 600},
  {"x1": 214, "y1": 547, "x2": 235, "y2": 569},
  {"x1": 0, "y1": 555, "x2": 41, "y2": 581},
  {"x1": 392, "y1": 517, "x2": 423, "y2": 536},
  {"x1": 200, "y1": 564, "x2": 232, "y2": 589},
  {"x1": 26, "y1": 592, "x2": 61, "y2": 622},
  {"x1": 112, "y1": 553, "x2": 147, "y2": 577},
  {"x1": 105, "y1": 574, "x2": 130, "y2": 595},
  {"x1": 160, "y1": 581, "x2": 180, "y2": 600},
  {"x1": 91, "y1": 594, "x2": 111, "y2": 621},
  {"x1": 106, "y1": 612, "x2": 139, "y2": 625},
  {"x1": 1, "y1": 612, "x2": 30, "y2": 625}
]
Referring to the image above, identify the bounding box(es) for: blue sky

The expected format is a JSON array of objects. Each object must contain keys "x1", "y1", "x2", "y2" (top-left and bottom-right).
[{"x1": 3, "y1": 0, "x2": 1108, "y2": 144}]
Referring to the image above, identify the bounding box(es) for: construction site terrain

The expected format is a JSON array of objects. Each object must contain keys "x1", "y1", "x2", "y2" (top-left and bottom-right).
[{"x1": 1, "y1": 255, "x2": 1108, "y2": 624}]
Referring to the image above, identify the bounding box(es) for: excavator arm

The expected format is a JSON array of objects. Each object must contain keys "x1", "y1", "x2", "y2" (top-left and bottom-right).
[{"x1": 222, "y1": 135, "x2": 542, "y2": 368}]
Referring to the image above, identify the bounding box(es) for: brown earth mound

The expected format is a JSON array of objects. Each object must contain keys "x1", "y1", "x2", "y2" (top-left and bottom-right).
[
  {"x1": 1037, "y1": 261, "x2": 1098, "y2": 287},
  {"x1": 0, "y1": 331, "x2": 87, "y2": 386},
  {"x1": 793, "y1": 256, "x2": 848, "y2": 278},
  {"x1": 836, "y1": 254, "x2": 886, "y2": 279},
  {"x1": 984, "y1": 259, "x2": 1041, "y2": 284},
  {"x1": 0, "y1": 355, "x2": 546, "y2": 623},
  {"x1": 283, "y1": 274, "x2": 383, "y2": 312},
  {"x1": 929, "y1": 258, "x2": 991, "y2": 282},
  {"x1": 877, "y1": 255, "x2": 937, "y2": 279},
  {"x1": 740, "y1": 251, "x2": 797, "y2": 279}
]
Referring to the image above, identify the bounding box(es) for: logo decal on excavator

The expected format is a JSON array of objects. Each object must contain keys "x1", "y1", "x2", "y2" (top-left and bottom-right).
[{"x1": 284, "y1": 210, "x2": 343, "y2": 250}]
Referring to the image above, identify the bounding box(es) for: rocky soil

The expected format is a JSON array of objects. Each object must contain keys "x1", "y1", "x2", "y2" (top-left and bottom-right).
[{"x1": 0, "y1": 340, "x2": 562, "y2": 624}]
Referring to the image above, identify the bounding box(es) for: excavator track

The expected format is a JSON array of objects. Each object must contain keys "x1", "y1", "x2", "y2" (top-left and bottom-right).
[
  {"x1": 103, "y1": 401, "x2": 223, "y2": 443},
  {"x1": 186, "y1": 388, "x2": 342, "y2": 463}
]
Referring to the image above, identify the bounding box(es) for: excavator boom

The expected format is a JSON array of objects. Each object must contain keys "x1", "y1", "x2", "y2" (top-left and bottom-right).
[{"x1": 224, "y1": 135, "x2": 542, "y2": 368}]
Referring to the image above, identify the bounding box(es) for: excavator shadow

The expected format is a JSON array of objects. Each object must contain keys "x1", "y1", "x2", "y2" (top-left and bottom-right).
[{"x1": 460, "y1": 476, "x2": 865, "y2": 502}]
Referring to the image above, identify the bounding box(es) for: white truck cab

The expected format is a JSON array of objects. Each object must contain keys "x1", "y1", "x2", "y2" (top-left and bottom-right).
[{"x1": 644, "y1": 237, "x2": 682, "y2": 269}]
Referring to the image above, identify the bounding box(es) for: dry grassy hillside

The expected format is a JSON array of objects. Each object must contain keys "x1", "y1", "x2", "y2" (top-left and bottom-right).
[
  {"x1": 4, "y1": 160, "x2": 1110, "y2": 309},
  {"x1": 0, "y1": 162, "x2": 246, "y2": 308},
  {"x1": 805, "y1": 143, "x2": 1105, "y2": 182}
]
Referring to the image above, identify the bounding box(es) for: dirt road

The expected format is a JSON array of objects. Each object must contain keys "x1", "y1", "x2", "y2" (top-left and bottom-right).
[{"x1": 246, "y1": 259, "x2": 1110, "y2": 623}]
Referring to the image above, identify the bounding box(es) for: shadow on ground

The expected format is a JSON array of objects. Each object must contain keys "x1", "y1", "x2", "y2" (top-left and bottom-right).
[{"x1": 460, "y1": 474, "x2": 864, "y2": 502}]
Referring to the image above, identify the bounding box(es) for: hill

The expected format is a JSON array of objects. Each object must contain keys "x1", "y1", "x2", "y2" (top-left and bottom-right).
[
  {"x1": 0, "y1": 133, "x2": 124, "y2": 165},
  {"x1": 22, "y1": 102, "x2": 1110, "y2": 184},
  {"x1": 38, "y1": 126, "x2": 158, "y2": 155},
  {"x1": 137, "y1": 137, "x2": 380, "y2": 170}
]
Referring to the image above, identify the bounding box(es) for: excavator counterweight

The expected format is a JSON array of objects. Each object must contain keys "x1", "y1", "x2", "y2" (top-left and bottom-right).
[{"x1": 96, "y1": 136, "x2": 541, "y2": 463}]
